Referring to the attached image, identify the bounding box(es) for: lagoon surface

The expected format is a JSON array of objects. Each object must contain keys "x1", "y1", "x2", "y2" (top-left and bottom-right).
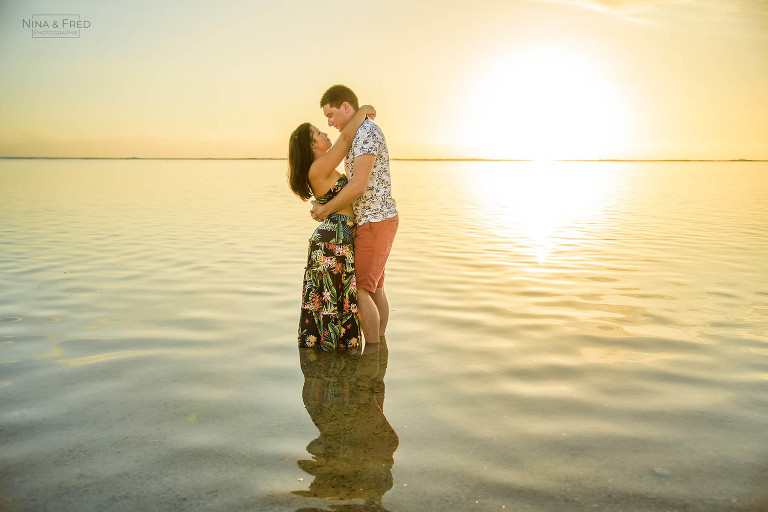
[{"x1": 1, "y1": 159, "x2": 767, "y2": 512}]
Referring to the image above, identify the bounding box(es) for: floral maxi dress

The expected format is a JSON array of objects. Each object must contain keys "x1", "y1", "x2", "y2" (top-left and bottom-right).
[{"x1": 298, "y1": 176, "x2": 361, "y2": 351}]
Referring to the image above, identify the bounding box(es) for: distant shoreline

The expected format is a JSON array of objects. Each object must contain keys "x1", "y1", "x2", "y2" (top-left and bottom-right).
[{"x1": 0, "y1": 157, "x2": 765, "y2": 163}]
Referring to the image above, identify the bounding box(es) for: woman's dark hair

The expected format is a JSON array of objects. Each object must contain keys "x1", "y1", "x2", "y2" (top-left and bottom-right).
[{"x1": 288, "y1": 122, "x2": 314, "y2": 201}]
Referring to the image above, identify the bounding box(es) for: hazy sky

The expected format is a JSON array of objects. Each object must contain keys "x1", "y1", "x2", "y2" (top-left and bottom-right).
[{"x1": 1, "y1": 0, "x2": 767, "y2": 159}]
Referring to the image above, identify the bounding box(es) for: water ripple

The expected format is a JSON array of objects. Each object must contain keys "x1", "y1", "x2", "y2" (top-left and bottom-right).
[{"x1": 1, "y1": 159, "x2": 767, "y2": 511}]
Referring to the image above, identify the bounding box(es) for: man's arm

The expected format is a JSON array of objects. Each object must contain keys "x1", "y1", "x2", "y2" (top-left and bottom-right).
[
  {"x1": 311, "y1": 154, "x2": 374, "y2": 221},
  {"x1": 308, "y1": 106, "x2": 375, "y2": 182}
]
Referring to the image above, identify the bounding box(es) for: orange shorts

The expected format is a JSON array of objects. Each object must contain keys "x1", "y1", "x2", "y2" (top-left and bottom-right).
[{"x1": 354, "y1": 215, "x2": 399, "y2": 293}]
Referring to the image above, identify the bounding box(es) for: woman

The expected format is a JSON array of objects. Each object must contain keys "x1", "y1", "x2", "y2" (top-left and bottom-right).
[{"x1": 288, "y1": 105, "x2": 375, "y2": 351}]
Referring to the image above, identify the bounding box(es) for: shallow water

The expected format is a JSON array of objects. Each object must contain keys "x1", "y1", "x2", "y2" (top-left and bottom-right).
[{"x1": 1, "y1": 159, "x2": 767, "y2": 511}]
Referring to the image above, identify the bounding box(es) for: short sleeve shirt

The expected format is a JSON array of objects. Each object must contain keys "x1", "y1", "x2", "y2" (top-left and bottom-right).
[{"x1": 346, "y1": 119, "x2": 398, "y2": 226}]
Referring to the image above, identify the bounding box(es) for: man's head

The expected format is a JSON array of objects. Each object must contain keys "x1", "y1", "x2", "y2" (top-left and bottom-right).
[{"x1": 320, "y1": 84, "x2": 359, "y2": 132}]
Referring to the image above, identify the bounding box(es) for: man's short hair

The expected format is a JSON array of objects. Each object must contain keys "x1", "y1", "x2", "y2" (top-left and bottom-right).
[{"x1": 320, "y1": 84, "x2": 359, "y2": 111}]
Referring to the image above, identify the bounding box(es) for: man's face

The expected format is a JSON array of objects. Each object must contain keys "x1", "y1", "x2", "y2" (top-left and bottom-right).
[{"x1": 322, "y1": 102, "x2": 354, "y2": 132}]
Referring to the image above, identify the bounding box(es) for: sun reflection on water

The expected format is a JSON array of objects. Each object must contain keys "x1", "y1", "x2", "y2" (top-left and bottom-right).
[{"x1": 467, "y1": 161, "x2": 627, "y2": 263}]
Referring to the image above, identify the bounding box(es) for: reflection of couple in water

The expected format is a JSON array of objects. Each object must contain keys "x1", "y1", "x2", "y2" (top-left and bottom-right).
[
  {"x1": 288, "y1": 85, "x2": 400, "y2": 510},
  {"x1": 288, "y1": 84, "x2": 399, "y2": 353},
  {"x1": 293, "y1": 344, "x2": 398, "y2": 510}
]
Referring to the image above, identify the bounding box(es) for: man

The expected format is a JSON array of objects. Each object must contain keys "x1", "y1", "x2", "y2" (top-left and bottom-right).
[{"x1": 310, "y1": 84, "x2": 399, "y2": 348}]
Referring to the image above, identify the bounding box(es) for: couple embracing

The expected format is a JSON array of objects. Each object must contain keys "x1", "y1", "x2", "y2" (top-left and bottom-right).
[{"x1": 288, "y1": 85, "x2": 399, "y2": 352}]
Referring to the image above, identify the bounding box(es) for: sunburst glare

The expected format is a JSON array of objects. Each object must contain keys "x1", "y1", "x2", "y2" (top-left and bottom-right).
[{"x1": 465, "y1": 45, "x2": 632, "y2": 160}]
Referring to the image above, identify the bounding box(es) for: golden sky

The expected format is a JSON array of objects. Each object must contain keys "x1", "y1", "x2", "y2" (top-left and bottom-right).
[{"x1": 1, "y1": 0, "x2": 767, "y2": 160}]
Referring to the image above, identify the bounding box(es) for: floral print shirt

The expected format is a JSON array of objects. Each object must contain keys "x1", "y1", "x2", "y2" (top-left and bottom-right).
[{"x1": 346, "y1": 119, "x2": 398, "y2": 226}]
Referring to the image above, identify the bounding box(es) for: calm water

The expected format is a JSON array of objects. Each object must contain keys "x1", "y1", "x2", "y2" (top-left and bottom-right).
[{"x1": 1, "y1": 159, "x2": 767, "y2": 512}]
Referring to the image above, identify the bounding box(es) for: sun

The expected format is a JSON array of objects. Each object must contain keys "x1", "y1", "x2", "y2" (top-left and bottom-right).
[{"x1": 464, "y1": 45, "x2": 632, "y2": 160}]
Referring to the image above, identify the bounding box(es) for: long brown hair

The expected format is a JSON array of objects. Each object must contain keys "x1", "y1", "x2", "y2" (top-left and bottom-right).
[{"x1": 288, "y1": 122, "x2": 314, "y2": 201}]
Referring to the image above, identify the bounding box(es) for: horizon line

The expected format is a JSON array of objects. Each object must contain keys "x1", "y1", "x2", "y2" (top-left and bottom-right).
[{"x1": 0, "y1": 156, "x2": 766, "y2": 163}]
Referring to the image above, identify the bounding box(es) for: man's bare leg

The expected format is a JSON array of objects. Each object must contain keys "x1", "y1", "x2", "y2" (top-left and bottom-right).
[
  {"x1": 357, "y1": 288, "x2": 380, "y2": 346},
  {"x1": 372, "y1": 287, "x2": 390, "y2": 337}
]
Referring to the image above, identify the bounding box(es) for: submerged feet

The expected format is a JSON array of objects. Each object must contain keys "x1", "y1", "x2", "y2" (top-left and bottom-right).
[{"x1": 362, "y1": 335, "x2": 387, "y2": 355}]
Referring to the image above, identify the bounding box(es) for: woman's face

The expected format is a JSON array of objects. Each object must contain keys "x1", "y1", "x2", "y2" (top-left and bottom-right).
[{"x1": 310, "y1": 125, "x2": 332, "y2": 154}]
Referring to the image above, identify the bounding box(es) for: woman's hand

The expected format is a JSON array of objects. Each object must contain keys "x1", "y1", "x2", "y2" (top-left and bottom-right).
[
  {"x1": 360, "y1": 104, "x2": 376, "y2": 121},
  {"x1": 310, "y1": 201, "x2": 329, "y2": 222}
]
